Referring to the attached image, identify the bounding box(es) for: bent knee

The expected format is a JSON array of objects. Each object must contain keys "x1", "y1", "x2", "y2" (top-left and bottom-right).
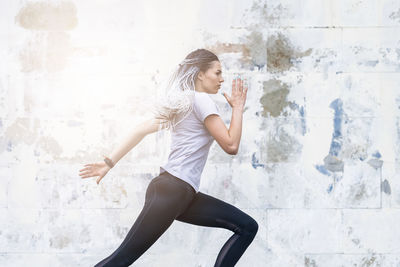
[{"x1": 244, "y1": 217, "x2": 258, "y2": 235}]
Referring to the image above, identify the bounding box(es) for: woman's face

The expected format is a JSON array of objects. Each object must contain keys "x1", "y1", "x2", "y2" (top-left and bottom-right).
[{"x1": 196, "y1": 60, "x2": 224, "y2": 94}]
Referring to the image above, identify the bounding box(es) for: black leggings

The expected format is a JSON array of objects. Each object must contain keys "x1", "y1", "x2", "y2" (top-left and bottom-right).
[{"x1": 94, "y1": 171, "x2": 258, "y2": 267}]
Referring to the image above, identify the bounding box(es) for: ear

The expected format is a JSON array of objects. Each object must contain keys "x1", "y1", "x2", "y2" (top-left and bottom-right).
[{"x1": 197, "y1": 71, "x2": 205, "y2": 81}]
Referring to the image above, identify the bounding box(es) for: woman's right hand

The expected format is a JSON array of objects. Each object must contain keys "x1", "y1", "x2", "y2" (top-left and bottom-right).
[
  {"x1": 222, "y1": 76, "x2": 248, "y2": 111},
  {"x1": 79, "y1": 160, "x2": 111, "y2": 184}
]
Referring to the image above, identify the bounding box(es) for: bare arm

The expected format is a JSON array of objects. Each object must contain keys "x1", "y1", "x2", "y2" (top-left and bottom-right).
[
  {"x1": 108, "y1": 118, "x2": 165, "y2": 166},
  {"x1": 204, "y1": 77, "x2": 247, "y2": 155},
  {"x1": 79, "y1": 118, "x2": 165, "y2": 184}
]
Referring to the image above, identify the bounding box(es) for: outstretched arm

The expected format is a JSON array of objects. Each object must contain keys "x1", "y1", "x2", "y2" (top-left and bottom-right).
[
  {"x1": 79, "y1": 118, "x2": 165, "y2": 184},
  {"x1": 107, "y1": 118, "x2": 165, "y2": 166}
]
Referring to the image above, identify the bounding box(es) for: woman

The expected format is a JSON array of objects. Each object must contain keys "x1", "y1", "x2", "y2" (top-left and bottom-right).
[{"x1": 79, "y1": 49, "x2": 258, "y2": 267}]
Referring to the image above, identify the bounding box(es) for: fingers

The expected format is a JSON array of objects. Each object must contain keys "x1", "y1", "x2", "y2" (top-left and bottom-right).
[
  {"x1": 79, "y1": 162, "x2": 107, "y2": 184},
  {"x1": 238, "y1": 78, "x2": 243, "y2": 94},
  {"x1": 232, "y1": 75, "x2": 244, "y2": 95},
  {"x1": 243, "y1": 78, "x2": 248, "y2": 95},
  {"x1": 79, "y1": 167, "x2": 90, "y2": 172},
  {"x1": 232, "y1": 78, "x2": 237, "y2": 94},
  {"x1": 79, "y1": 164, "x2": 95, "y2": 179}
]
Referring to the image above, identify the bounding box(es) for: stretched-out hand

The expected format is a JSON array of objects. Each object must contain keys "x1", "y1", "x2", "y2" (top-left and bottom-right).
[
  {"x1": 222, "y1": 76, "x2": 248, "y2": 110},
  {"x1": 79, "y1": 157, "x2": 111, "y2": 184}
]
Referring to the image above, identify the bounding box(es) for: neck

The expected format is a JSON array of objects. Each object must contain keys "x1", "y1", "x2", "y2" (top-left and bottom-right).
[{"x1": 195, "y1": 80, "x2": 206, "y2": 93}]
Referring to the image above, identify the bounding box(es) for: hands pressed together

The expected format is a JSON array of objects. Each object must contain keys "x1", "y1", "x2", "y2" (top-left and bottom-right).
[{"x1": 222, "y1": 75, "x2": 248, "y2": 111}]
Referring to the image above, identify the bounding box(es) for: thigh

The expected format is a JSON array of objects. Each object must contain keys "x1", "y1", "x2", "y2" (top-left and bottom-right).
[
  {"x1": 175, "y1": 192, "x2": 254, "y2": 233},
  {"x1": 94, "y1": 175, "x2": 195, "y2": 266}
]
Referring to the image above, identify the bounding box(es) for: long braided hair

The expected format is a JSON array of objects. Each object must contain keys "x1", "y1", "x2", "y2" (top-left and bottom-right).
[{"x1": 153, "y1": 49, "x2": 219, "y2": 131}]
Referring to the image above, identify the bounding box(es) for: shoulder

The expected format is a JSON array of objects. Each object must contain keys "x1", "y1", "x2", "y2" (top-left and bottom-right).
[
  {"x1": 194, "y1": 91, "x2": 216, "y2": 105},
  {"x1": 193, "y1": 92, "x2": 220, "y2": 122}
]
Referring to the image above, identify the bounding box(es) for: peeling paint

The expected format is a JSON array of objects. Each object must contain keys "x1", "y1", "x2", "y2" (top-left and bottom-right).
[
  {"x1": 260, "y1": 79, "x2": 290, "y2": 117},
  {"x1": 4, "y1": 118, "x2": 39, "y2": 147},
  {"x1": 37, "y1": 135, "x2": 64, "y2": 159},
  {"x1": 15, "y1": 1, "x2": 78, "y2": 31},
  {"x1": 266, "y1": 129, "x2": 301, "y2": 163},
  {"x1": 3, "y1": 118, "x2": 64, "y2": 157},
  {"x1": 372, "y1": 151, "x2": 382, "y2": 158},
  {"x1": 367, "y1": 158, "x2": 383, "y2": 169},
  {"x1": 243, "y1": 0, "x2": 291, "y2": 27},
  {"x1": 208, "y1": 32, "x2": 312, "y2": 72},
  {"x1": 389, "y1": 8, "x2": 400, "y2": 23},
  {"x1": 15, "y1": 1, "x2": 77, "y2": 72},
  {"x1": 315, "y1": 164, "x2": 330, "y2": 176},
  {"x1": 19, "y1": 32, "x2": 73, "y2": 72},
  {"x1": 50, "y1": 233, "x2": 71, "y2": 249},
  {"x1": 289, "y1": 101, "x2": 307, "y2": 135},
  {"x1": 206, "y1": 40, "x2": 265, "y2": 70},
  {"x1": 242, "y1": 31, "x2": 267, "y2": 70},
  {"x1": 381, "y1": 179, "x2": 391, "y2": 195},
  {"x1": 206, "y1": 43, "x2": 251, "y2": 67},
  {"x1": 327, "y1": 183, "x2": 333, "y2": 193},
  {"x1": 353, "y1": 183, "x2": 367, "y2": 201},
  {"x1": 251, "y1": 152, "x2": 265, "y2": 169},
  {"x1": 319, "y1": 98, "x2": 345, "y2": 173},
  {"x1": 362, "y1": 60, "x2": 379, "y2": 67},
  {"x1": 323, "y1": 155, "x2": 344, "y2": 172},
  {"x1": 329, "y1": 99, "x2": 343, "y2": 157},
  {"x1": 361, "y1": 255, "x2": 378, "y2": 267},
  {"x1": 266, "y1": 33, "x2": 312, "y2": 73},
  {"x1": 305, "y1": 257, "x2": 318, "y2": 267}
]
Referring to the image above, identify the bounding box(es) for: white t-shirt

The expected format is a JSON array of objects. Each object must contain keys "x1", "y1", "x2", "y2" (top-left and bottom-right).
[{"x1": 160, "y1": 91, "x2": 220, "y2": 193}]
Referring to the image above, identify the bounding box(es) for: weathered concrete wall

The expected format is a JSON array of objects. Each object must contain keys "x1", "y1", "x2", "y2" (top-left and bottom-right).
[{"x1": 1, "y1": 0, "x2": 400, "y2": 266}]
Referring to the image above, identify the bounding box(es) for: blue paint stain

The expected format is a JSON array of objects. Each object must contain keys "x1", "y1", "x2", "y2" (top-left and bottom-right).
[
  {"x1": 289, "y1": 102, "x2": 307, "y2": 135},
  {"x1": 299, "y1": 105, "x2": 306, "y2": 136},
  {"x1": 315, "y1": 164, "x2": 330, "y2": 176},
  {"x1": 251, "y1": 152, "x2": 265, "y2": 169},
  {"x1": 327, "y1": 184, "x2": 333, "y2": 193},
  {"x1": 328, "y1": 98, "x2": 343, "y2": 156},
  {"x1": 372, "y1": 151, "x2": 381, "y2": 158},
  {"x1": 329, "y1": 140, "x2": 341, "y2": 157}
]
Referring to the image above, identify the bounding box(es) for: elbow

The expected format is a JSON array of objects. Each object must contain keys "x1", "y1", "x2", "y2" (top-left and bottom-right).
[{"x1": 226, "y1": 145, "x2": 238, "y2": 155}]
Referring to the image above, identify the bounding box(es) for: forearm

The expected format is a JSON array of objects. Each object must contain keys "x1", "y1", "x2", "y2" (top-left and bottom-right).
[
  {"x1": 108, "y1": 127, "x2": 147, "y2": 166},
  {"x1": 227, "y1": 107, "x2": 244, "y2": 151}
]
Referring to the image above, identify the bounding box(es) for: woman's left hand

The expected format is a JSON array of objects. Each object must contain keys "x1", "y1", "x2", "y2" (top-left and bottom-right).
[{"x1": 79, "y1": 160, "x2": 111, "y2": 184}]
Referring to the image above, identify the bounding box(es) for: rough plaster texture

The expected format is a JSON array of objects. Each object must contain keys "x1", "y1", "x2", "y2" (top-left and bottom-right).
[{"x1": 1, "y1": 0, "x2": 400, "y2": 266}]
